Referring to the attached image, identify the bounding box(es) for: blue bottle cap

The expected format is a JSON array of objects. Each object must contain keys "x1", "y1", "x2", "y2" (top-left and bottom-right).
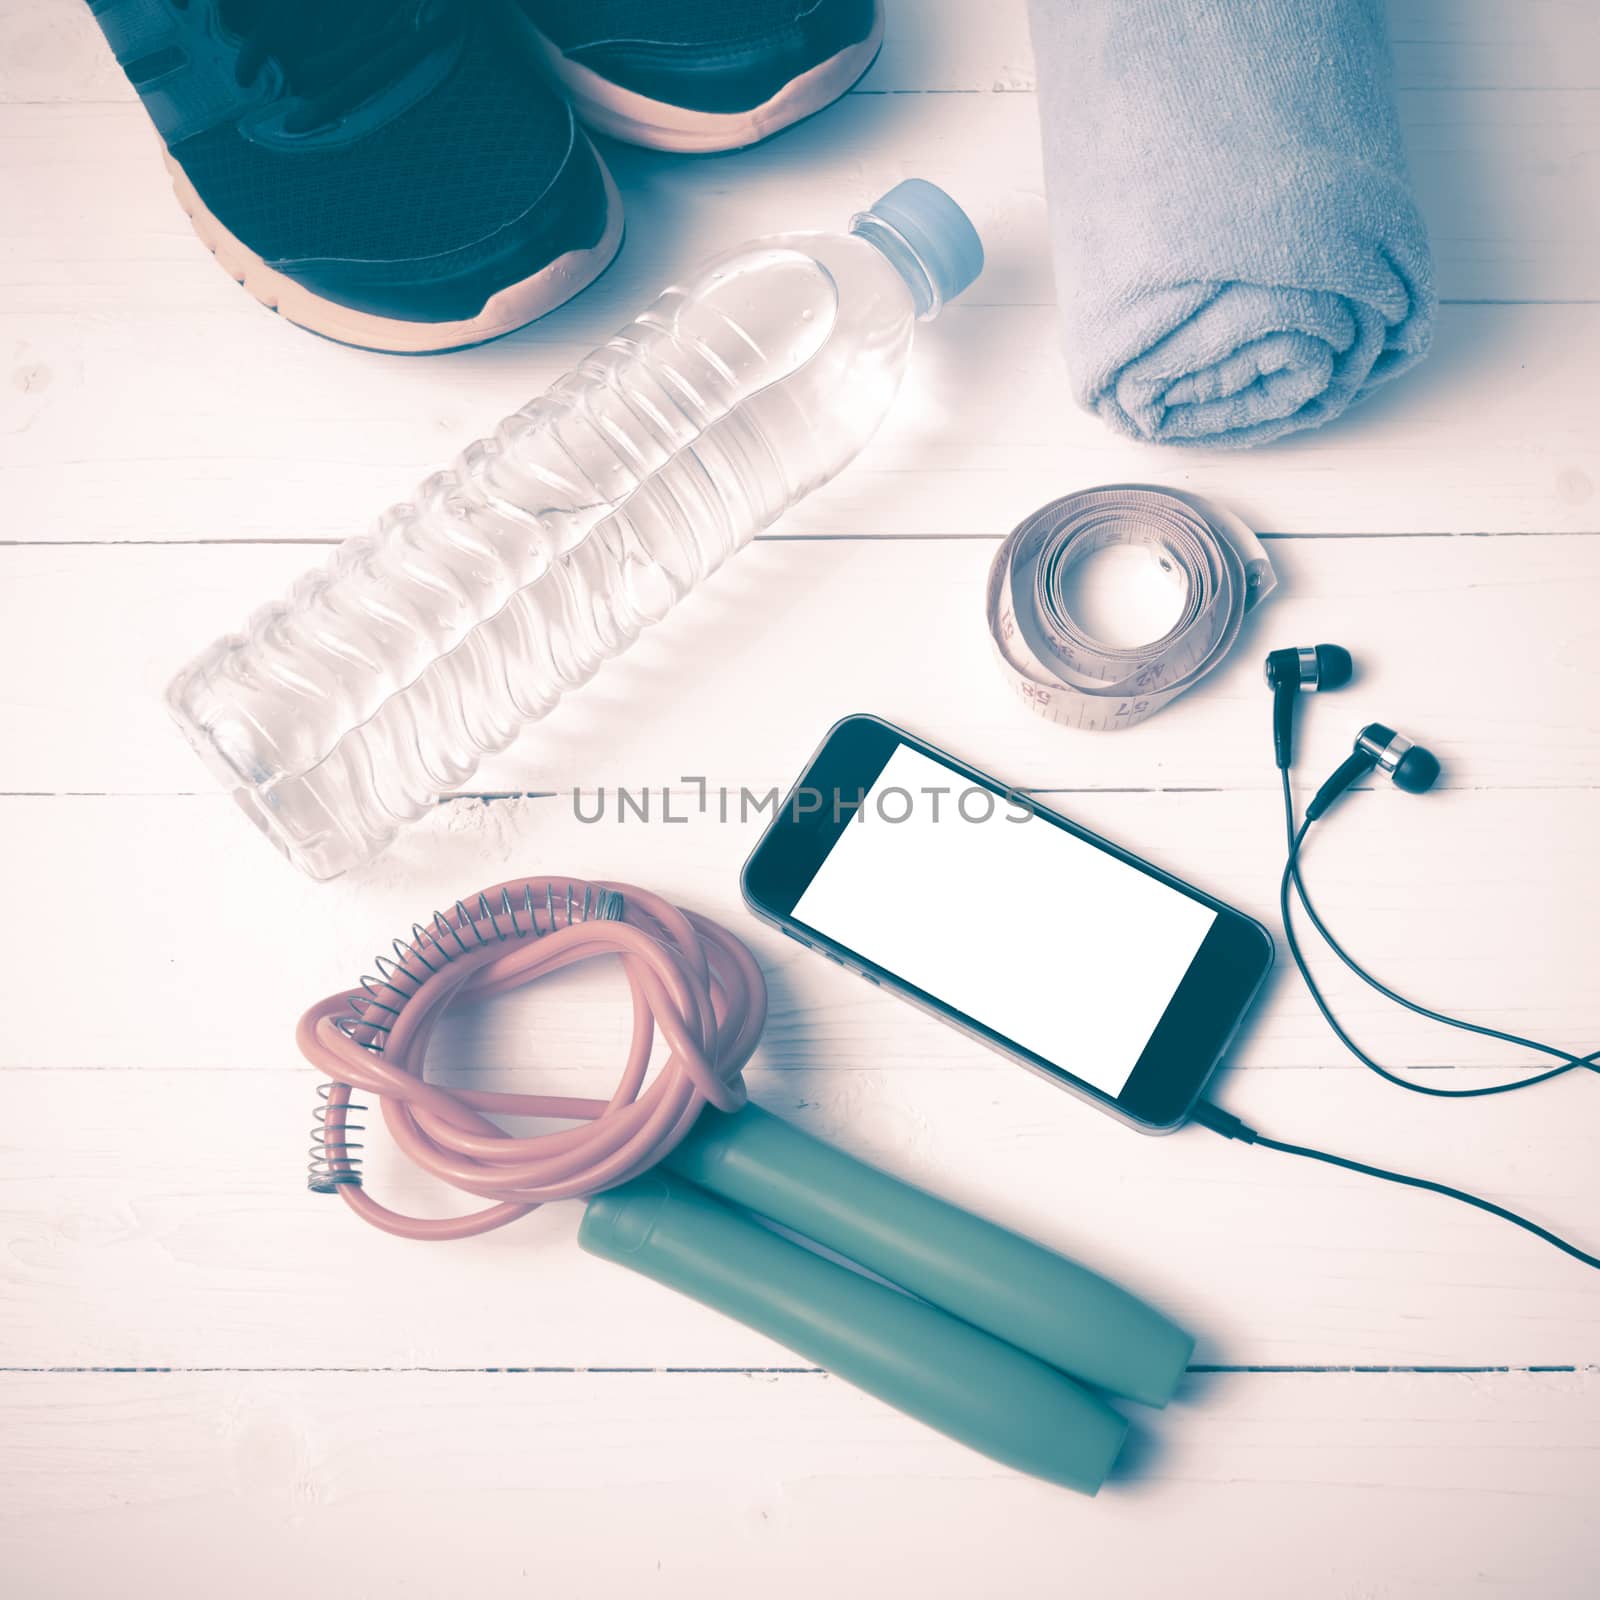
[{"x1": 867, "y1": 179, "x2": 984, "y2": 309}]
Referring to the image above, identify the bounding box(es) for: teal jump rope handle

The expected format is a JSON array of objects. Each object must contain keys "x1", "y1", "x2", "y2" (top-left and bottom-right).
[
  {"x1": 663, "y1": 1104, "x2": 1194, "y2": 1408},
  {"x1": 580, "y1": 1171, "x2": 1127, "y2": 1494}
]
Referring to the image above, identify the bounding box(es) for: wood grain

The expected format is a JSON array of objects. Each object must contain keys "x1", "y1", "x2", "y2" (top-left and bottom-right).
[
  {"x1": 2, "y1": 1370, "x2": 1596, "y2": 1600},
  {"x1": 8, "y1": 0, "x2": 1600, "y2": 98},
  {"x1": 3, "y1": 788, "x2": 1596, "y2": 1076},
  {"x1": 2, "y1": 1063, "x2": 1596, "y2": 1370},
  {"x1": 4, "y1": 30, "x2": 1598, "y2": 545},
  {"x1": 6, "y1": 297, "x2": 1599, "y2": 542},
  {"x1": 6, "y1": 535, "x2": 1599, "y2": 797},
  {"x1": 4, "y1": 0, "x2": 1599, "y2": 1591}
]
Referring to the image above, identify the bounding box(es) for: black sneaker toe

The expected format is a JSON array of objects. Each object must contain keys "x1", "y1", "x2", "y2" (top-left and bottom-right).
[{"x1": 540, "y1": 0, "x2": 880, "y2": 115}]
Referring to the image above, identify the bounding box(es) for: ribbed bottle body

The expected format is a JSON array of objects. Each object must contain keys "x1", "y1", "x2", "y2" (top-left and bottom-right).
[{"x1": 169, "y1": 234, "x2": 921, "y2": 877}]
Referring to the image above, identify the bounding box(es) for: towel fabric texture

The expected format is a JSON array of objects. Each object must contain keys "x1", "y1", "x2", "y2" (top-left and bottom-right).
[{"x1": 1028, "y1": 0, "x2": 1436, "y2": 449}]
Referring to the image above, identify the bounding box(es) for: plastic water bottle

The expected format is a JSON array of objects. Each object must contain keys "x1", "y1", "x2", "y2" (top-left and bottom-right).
[{"x1": 167, "y1": 181, "x2": 983, "y2": 879}]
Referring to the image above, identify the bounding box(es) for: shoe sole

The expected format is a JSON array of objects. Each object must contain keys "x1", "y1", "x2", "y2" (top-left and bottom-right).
[
  {"x1": 524, "y1": 5, "x2": 885, "y2": 153},
  {"x1": 163, "y1": 143, "x2": 625, "y2": 354}
]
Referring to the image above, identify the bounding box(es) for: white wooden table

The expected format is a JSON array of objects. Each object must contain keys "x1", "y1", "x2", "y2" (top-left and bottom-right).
[{"x1": 3, "y1": 2, "x2": 1598, "y2": 1594}]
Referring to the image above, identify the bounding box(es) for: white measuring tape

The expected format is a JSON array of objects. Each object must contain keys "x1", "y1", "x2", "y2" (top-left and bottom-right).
[{"x1": 985, "y1": 485, "x2": 1277, "y2": 730}]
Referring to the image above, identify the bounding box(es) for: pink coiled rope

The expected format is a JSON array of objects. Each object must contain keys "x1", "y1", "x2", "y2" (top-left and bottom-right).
[{"x1": 296, "y1": 876, "x2": 766, "y2": 1241}]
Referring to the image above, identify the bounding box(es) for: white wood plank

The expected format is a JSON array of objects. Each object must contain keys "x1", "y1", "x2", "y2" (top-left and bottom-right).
[
  {"x1": 1387, "y1": 0, "x2": 1600, "y2": 91},
  {"x1": 0, "y1": 0, "x2": 129, "y2": 104},
  {"x1": 4, "y1": 535, "x2": 1596, "y2": 797},
  {"x1": 9, "y1": 297, "x2": 1598, "y2": 543},
  {"x1": 876, "y1": 0, "x2": 1600, "y2": 94},
  {"x1": 887, "y1": 0, "x2": 1600, "y2": 97},
  {"x1": 11, "y1": 298, "x2": 1600, "y2": 551},
  {"x1": 6, "y1": 82, "x2": 1600, "y2": 545},
  {"x1": 5, "y1": 53, "x2": 1596, "y2": 308},
  {"x1": 3, "y1": 1058, "x2": 1596, "y2": 1370},
  {"x1": 1, "y1": 1369, "x2": 1595, "y2": 1599},
  {"x1": 6, "y1": 0, "x2": 1597, "y2": 1578},
  {"x1": 7, "y1": 0, "x2": 1598, "y2": 102},
  {"x1": 3, "y1": 786, "x2": 1596, "y2": 1079}
]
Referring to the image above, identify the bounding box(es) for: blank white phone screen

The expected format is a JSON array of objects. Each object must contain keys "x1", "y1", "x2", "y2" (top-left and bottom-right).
[{"x1": 792, "y1": 743, "x2": 1218, "y2": 1098}]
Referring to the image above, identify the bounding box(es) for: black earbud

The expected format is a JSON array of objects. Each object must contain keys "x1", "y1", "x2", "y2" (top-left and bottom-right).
[
  {"x1": 1265, "y1": 644, "x2": 1354, "y2": 769},
  {"x1": 1305, "y1": 722, "x2": 1441, "y2": 822}
]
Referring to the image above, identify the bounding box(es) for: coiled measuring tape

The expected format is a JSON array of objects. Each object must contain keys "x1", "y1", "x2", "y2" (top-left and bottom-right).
[{"x1": 985, "y1": 485, "x2": 1276, "y2": 730}]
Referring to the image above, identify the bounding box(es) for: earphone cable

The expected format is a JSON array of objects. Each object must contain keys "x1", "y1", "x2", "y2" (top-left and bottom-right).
[
  {"x1": 1231, "y1": 650, "x2": 1597, "y2": 1269},
  {"x1": 1277, "y1": 769, "x2": 1598, "y2": 1096},
  {"x1": 1193, "y1": 1099, "x2": 1600, "y2": 1272}
]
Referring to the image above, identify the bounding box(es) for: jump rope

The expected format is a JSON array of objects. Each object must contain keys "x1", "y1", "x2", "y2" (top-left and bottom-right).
[
  {"x1": 300, "y1": 880, "x2": 764, "y2": 1239},
  {"x1": 298, "y1": 877, "x2": 1191, "y2": 1497},
  {"x1": 299, "y1": 657, "x2": 1596, "y2": 1271}
]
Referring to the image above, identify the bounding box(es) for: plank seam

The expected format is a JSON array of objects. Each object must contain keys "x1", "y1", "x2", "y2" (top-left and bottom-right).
[
  {"x1": 0, "y1": 1364, "x2": 1590, "y2": 1376},
  {"x1": 5, "y1": 783, "x2": 1595, "y2": 801},
  {"x1": 5, "y1": 529, "x2": 1599, "y2": 550}
]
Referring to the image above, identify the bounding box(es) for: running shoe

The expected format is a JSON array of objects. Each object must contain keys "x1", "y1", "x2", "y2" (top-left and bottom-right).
[
  {"x1": 515, "y1": 0, "x2": 884, "y2": 152},
  {"x1": 88, "y1": 0, "x2": 623, "y2": 351}
]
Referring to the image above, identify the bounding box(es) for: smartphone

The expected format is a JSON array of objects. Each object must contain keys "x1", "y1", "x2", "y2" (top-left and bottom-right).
[{"x1": 741, "y1": 715, "x2": 1273, "y2": 1133}]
